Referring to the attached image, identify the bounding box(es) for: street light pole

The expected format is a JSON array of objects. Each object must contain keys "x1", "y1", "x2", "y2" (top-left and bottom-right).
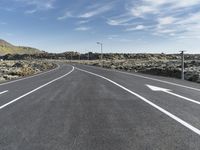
[
  {"x1": 97, "y1": 42, "x2": 103, "y2": 67},
  {"x1": 180, "y1": 51, "x2": 185, "y2": 80}
]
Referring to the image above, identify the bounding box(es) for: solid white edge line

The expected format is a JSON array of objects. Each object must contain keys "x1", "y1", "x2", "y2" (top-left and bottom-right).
[
  {"x1": 0, "y1": 90, "x2": 8, "y2": 95},
  {"x1": 118, "y1": 70, "x2": 200, "y2": 92},
  {"x1": 84, "y1": 65, "x2": 200, "y2": 92},
  {"x1": 75, "y1": 67, "x2": 200, "y2": 136},
  {"x1": 0, "y1": 66, "x2": 74, "y2": 110},
  {"x1": 0, "y1": 63, "x2": 61, "y2": 86},
  {"x1": 165, "y1": 90, "x2": 200, "y2": 105}
]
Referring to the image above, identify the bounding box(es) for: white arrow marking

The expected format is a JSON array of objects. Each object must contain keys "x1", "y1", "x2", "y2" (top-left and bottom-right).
[
  {"x1": 0, "y1": 90, "x2": 8, "y2": 95},
  {"x1": 146, "y1": 84, "x2": 200, "y2": 105},
  {"x1": 76, "y1": 67, "x2": 200, "y2": 136}
]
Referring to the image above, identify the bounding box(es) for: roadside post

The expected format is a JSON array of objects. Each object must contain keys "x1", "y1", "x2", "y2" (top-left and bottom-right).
[{"x1": 180, "y1": 51, "x2": 185, "y2": 80}]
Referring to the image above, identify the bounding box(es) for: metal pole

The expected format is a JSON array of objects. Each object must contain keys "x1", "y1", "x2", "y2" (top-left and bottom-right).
[{"x1": 181, "y1": 51, "x2": 185, "y2": 80}]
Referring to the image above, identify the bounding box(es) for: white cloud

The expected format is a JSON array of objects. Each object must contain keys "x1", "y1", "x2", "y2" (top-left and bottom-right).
[
  {"x1": 77, "y1": 20, "x2": 90, "y2": 24},
  {"x1": 143, "y1": 0, "x2": 200, "y2": 8},
  {"x1": 75, "y1": 27, "x2": 90, "y2": 31},
  {"x1": 131, "y1": 5, "x2": 157, "y2": 17},
  {"x1": 117, "y1": 0, "x2": 200, "y2": 39},
  {"x1": 135, "y1": 25, "x2": 146, "y2": 30},
  {"x1": 15, "y1": 0, "x2": 55, "y2": 12},
  {"x1": 57, "y1": 3, "x2": 113, "y2": 23},
  {"x1": 107, "y1": 17, "x2": 134, "y2": 26},
  {"x1": 79, "y1": 5, "x2": 112, "y2": 18},
  {"x1": 57, "y1": 11, "x2": 73, "y2": 20},
  {"x1": 173, "y1": 0, "x2": 200, "y2": 8},
  {"x1": 25, "y1": 9, "x2": 37, "y2": 14},
  {"x1": 126, "y1": 25, "x2": 146, "y2": 31},
  {"x1": 158, "y1": 29, "x2": 176, "y2": 34},
  {"x1": 158, "y1": 16, "x2": 177, "y2": 25}
]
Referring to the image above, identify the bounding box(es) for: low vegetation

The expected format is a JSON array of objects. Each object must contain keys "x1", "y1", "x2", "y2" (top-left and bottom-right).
[
  {"x1": 0, "y1": 60, "x2": 56, "y2": 83},
  {"x1": 74, "y1": 58, "x2": 200, "y2": 83}
]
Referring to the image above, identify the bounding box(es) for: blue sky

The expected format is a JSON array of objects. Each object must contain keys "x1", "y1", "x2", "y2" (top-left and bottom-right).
[{"x1": 1, "y1": 0, "x2": 200, "y2": 53}]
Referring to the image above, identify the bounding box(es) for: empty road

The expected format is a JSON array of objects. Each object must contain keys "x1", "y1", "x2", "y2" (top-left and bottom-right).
[{"x1": 0, "y1": 63, "x2": 200, "y2": 150}]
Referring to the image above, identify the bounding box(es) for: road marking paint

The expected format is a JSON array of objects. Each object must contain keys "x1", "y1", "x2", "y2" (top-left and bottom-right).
[
  {"x1": 0, "y1": 63, "x2": 61, "y2": 86},
  {"x1": 0, "y1": 66, "x2": 74, "y2": 110},
  {"x1": 76, "y1": 67, "x2": 200, "y2": 136},
  {"x1": 83, "y1": 65, "x2": 200, "y2": 92},
  {"x1": 0, "y1": 90, "x2": 8, "y2": 95},
  {"x1": 147, "y1": 84, "x2": 200, "y2": 105},
  {"x1": 119, "y1": 71, "x2": 200, "y2": 92}
]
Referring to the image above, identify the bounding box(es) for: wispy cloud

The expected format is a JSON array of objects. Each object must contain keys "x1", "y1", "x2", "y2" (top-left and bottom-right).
[
  {"x1": 79, "y1": 4, "x2": 113, "y2": 18},
  {"x1": 57, "y1": 11, "x2": 73, "y2": 20},
  {"x1": 126, "y1": 25, "x2": 147, "y2": 31},
  {"x1": 75, "y1": 26, "x2": 91, "y2": 31},
  {"x1": 57, "y1": 2, "x2": 114, "y2": 23},
  {"x1": 158, "y1": 16, "x2": 177, "y2": 25},
  {"x1": 25, "y1": 9, "x2": 37, "y2": 14},
  {"x1": 77, "y1": 20, "x2": 90, "y2": 25},
  {"x1": 0, "y1": 7, "x2": 15, "y2": 12},
  {"x1": 130, "y1": 5, "x2": 157, "y2": 18},
  {"x1": 105, "y1": 0, "x2": 200, "y2": 39},
  {"x1": 107, "y1": 16, "x2": 134, "y2": 26},
  {"x1": 15, "y1": 0, "x2": 55, "y2": 13}
]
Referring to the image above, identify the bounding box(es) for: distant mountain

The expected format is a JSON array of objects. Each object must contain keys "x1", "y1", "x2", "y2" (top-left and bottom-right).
[{"x1": 0, "y1": 39, "x2": 42, "y2": 55}]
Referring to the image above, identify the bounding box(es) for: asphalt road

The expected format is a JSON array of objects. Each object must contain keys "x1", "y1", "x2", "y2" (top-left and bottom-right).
[{"x1": 0, "y1": 63, "x2": 200, "y2": 150}]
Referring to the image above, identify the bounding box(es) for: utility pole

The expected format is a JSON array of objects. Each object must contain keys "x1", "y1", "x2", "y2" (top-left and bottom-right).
[
  {"x1": 180, "y1": 51, "x2": 185, "y2": 80},
  {"x1": 97, "y1": 42, "x2": 103, "y2": 67},
  {"x1": 88, "y1": 52, "x2": 90, "y2": 61}
]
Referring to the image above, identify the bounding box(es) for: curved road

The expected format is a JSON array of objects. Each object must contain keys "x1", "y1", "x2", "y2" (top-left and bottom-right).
[{"x1": 0, "y1": 63, "x2": 200, "y2": 150}]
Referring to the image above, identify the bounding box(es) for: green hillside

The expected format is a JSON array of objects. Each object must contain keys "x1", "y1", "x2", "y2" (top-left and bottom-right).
[{"x1": 0, "y1": 39, "x2": 42, "y2": 55}]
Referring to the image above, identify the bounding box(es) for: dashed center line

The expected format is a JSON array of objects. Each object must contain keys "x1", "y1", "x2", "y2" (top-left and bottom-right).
[{"x1": 0, "y1": 90, "x2": 8, "y2": 95}]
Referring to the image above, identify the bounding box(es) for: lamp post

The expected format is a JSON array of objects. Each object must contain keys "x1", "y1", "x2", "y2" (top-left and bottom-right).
[{"x1": 97, "y1": 42, "x2": 103, "y2": 67}]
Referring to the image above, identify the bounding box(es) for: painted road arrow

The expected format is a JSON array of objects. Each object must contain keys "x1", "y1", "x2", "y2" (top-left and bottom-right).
[
  {"x1": 146, "y1": 84, "x2": 200, "y2": 105},
  {"x1": 0, "y1": 90, "x2": 8, "y2": 95}
]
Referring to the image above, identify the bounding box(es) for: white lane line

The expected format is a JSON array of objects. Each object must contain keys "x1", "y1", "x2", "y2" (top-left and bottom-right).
[
  {"x1": 0, "y1": 63, "x2": 61, "y2": 86},
  {"x1": 83, "y1": 65, "x2": 200, "y2": 92},
  {"x1": 117, "y1": 70, "x2": 200, "y2": 92},
  {"x1": 0, "y1": 90, "x2": 8, "y2": 95},
  {"x1": 76, "y1": 67, "x2": 200, "y2": 136},
  {"x1": 146, "y1": 84, "x2": 200, "y2": 105},
  {"x1": 0, "y1": 66, "x2": 74, "y2": 110}
]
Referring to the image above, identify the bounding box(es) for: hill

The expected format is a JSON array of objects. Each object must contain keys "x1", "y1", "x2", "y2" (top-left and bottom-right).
[{"x1": 0, "y1": 39, "x2": 42, "y2": 55}]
